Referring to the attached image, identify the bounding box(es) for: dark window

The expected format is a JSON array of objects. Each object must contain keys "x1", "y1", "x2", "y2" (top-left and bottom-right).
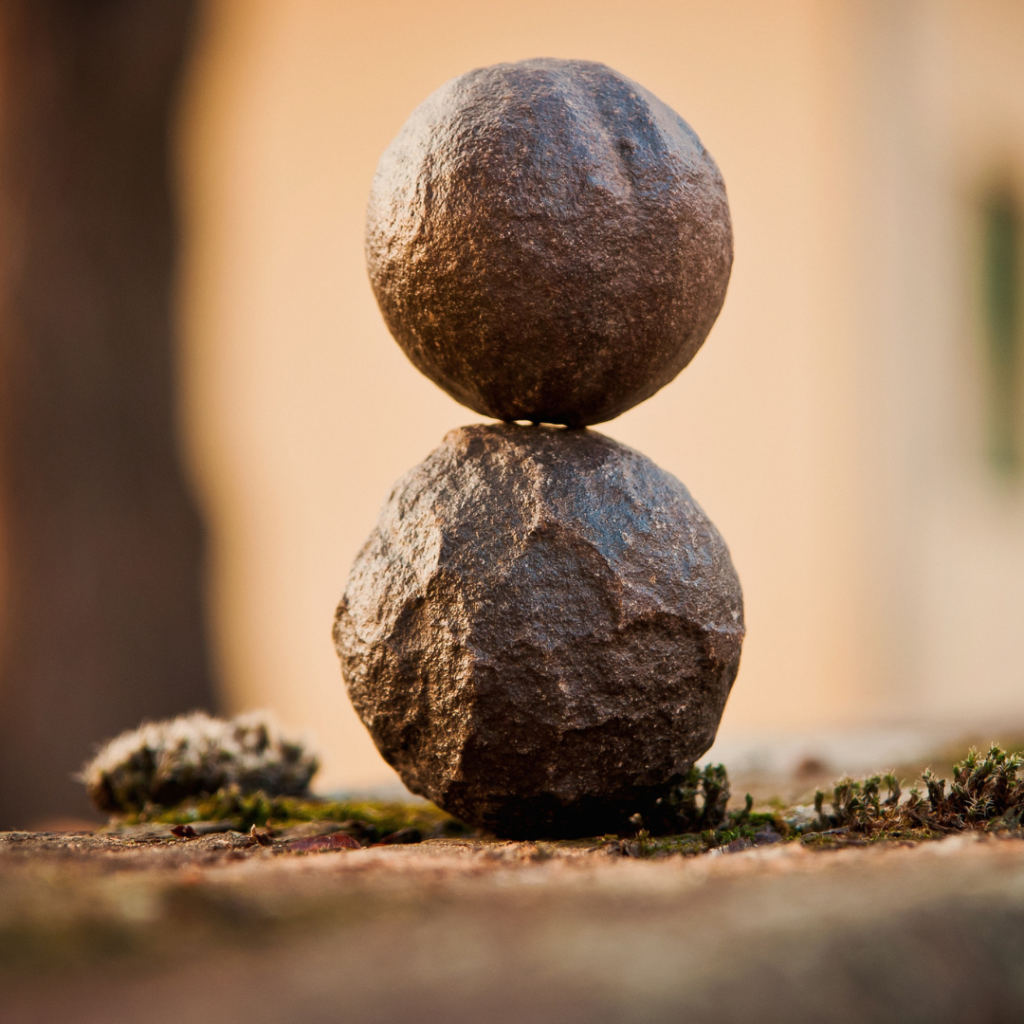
[{"x1": 982, "y1": 186, "x2": 1022, "y2": 474}]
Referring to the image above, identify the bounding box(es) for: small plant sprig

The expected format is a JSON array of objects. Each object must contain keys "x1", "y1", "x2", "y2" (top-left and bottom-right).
[
  {"x1": 644, "y1": 763, "x2": 754, "y2": 835},
  {"x1": 813, "y1": 772, "x2": 903, "y2": 833}
]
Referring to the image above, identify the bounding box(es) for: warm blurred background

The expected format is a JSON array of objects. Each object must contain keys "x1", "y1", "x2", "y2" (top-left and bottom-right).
[{"x1": 0, "y1": 0, "x2": 1022, "y2": 826}]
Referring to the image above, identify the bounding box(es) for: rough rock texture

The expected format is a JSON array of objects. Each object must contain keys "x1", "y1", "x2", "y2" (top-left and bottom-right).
[
  {"x1": 365, "y1": 58, "x2": 732, "y2": 427},
  {"x1": 335, "y1": 424, "x2": 744, "y2": 838}
]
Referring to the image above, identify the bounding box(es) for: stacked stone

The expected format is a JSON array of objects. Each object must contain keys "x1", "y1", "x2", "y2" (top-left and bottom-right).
[{"x1": 335, "y1": 59, "x2": 744, "y2": 839}]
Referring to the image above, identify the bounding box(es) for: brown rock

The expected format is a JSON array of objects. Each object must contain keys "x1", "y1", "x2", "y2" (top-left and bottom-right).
[
  {"x1": 334, "y1": 425, "x2": 744, "y2": 838},
  {"x1": 365, "y1": 58, "x2": 732, "y2": 427}
]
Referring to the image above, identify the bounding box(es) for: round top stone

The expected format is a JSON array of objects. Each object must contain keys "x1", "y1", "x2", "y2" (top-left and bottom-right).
[{"x1": 365, "y1": 58, "x2": 733, "y2": 427}]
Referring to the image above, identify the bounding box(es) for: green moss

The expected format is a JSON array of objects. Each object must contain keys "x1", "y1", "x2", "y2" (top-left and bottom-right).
[
  {"x1": 116, "y1": 784, "x2": 472, "y2": 838},
  {"x1": 107, "y1": 744, "x2": 1024, "y2": 855},
  {"x1": 604, "y1": 745, "x2": 1024, "y2": 858},
  {"x1": 812, "y1": 744, "x2": 1024, "y2": 838}
]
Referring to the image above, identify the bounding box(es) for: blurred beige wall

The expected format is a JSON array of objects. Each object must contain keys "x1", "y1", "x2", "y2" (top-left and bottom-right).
[{"x1": 179, "y1": 0, "x2": 1024, "y2": 791}]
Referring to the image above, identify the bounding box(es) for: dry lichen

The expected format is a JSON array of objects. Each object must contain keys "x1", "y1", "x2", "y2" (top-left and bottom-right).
[
  {"x1": 79, "y1": 711, "x2": 470, "y2": 841},
  {"x1": 80, "y1": 711, "x2": 319, "y2": 814}
]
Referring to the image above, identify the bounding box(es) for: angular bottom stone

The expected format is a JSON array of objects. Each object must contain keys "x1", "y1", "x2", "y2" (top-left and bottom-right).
[{"x1": 335, "y1": 424, "x2": 744, "y2": 838}]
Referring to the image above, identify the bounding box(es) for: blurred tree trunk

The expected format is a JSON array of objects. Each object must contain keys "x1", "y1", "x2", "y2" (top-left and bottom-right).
[{"x1": 0, "y1": 0, "x2": 216, "y2": 827}]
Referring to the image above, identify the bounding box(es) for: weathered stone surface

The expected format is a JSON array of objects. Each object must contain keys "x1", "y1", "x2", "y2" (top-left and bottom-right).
[
  {"x1": 334, "y1": 424, "x2": 744, "y2": 838},
  {"x1": 365, "y1": 58, "x2": 732, "y2": 427},
  {"x1": 9, "y1": 831, "x2": 1024, "y2": 1024}
]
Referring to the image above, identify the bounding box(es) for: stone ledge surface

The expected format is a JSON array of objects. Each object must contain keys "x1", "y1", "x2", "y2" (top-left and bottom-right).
[{"x1": 4, "y1": 830, "x2": 1024, "y2": 1023}]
